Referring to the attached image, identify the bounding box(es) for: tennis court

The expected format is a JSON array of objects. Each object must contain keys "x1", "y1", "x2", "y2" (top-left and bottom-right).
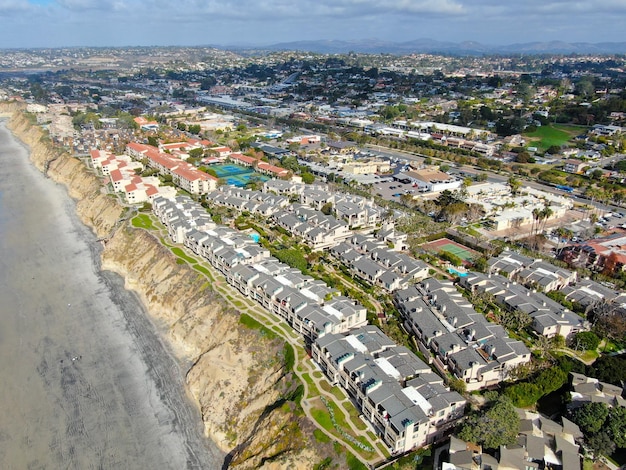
[
  {"x1": 422, "y1": 238, "x2": 478, "y2": 265},
  {"x1": 209, "y1": 164, "x2": 269, "y2": 187}
]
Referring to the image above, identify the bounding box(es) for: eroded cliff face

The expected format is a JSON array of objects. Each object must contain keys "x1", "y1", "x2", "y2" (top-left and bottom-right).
[
  {"x1": 4, "y1": 105, "x2": 123, "y2": 238},
  {"x1": 1, "y1": 103, "x2": 322, "y2": 469},
  {"x1": 102, "y1": 226, "x2": 319, "y2": 469}
]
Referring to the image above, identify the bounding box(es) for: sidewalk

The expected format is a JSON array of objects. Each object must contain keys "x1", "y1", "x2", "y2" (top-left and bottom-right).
[{"x1": 147, "y1": 217, "x2": 387, "y2": 467}]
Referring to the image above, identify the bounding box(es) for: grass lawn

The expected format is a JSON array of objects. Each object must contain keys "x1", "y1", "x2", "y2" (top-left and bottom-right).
[
  {"x1": 330, "y1": 386, "x2": 345, "y2": 400},
  {"x1": 313, "y1": 428, "x2": 331, "y2": 443},
  {"x1": 131, "y1": 214, "x2": 156, "y2": 230},
  {"x1": 311, "y1": 402, "x2": 377, "y2": 462},
  {"x1": 192, "y1": 264, "x2": 211, "y2": 277},
  {"x1": 319, "y1": 381, "x2": 332, "y2": 392},
  {"x1": 311, "y1": 407, "x2": 334, "y2": 432},
  {"x1": 524, "y1": 125, "x2": 578, "y2": 151},
  {"x1": 302, "y1": 373, "x2": 320, "y2": 396},
  {"x1": 171, "y1": 247, "x2": 196, "y2": 264}
]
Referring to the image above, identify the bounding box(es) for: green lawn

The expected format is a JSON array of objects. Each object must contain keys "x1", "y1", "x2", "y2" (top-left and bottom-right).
[
  {"x1": 131, "y1": 214, "x2": 156, "y2": 230},
  {"x1": 302, "y1": 373, "x2": 320, "y2": 396},
  {"x1": 171, "y1": 247, "x2": 197, "y2": 264},
  {"x1": 330, "y1": 386, "x2": 345, "y2": 400},
  {"x1": 524, "y1": 125, "x2": 578, "y2": 151},
  {"x1": 313, "y1": 428, "x2": 331, "y2": 443}
]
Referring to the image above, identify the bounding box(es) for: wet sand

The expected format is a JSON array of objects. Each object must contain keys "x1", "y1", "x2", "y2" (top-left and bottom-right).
[{"x1": 0, "y1": 120, "x2": 224, "y2": 469}]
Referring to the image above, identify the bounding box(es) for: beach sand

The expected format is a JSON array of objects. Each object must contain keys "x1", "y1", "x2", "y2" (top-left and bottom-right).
[{"x1": 0, "y1": 120, "x2": 224, "y2": 468}]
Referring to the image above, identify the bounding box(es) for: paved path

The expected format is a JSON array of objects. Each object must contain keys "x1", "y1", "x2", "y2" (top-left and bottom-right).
[{"x1": 146, "y1": 218, "x2": 388, "y2": 467}]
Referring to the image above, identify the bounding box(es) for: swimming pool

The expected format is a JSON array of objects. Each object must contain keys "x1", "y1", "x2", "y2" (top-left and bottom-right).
[{"x1": 448, "y1": 267, "x2": 469, "y2": 277}]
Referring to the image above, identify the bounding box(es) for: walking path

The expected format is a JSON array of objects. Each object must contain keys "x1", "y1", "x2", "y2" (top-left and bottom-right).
[{"x1": 144, "y1": 216, "x2": 388, "y2": 467}]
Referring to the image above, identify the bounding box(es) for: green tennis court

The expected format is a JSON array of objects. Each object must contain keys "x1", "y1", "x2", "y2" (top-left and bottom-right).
[{"x1": 422, "y1": 238, "x2": 478, "y2": 264}]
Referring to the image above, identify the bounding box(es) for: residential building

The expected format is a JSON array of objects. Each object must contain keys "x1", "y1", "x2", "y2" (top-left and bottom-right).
[
  {"x1": 395, "y1": 280, "x2": 531, "y2": 391},
  {"x1": 459, "y1": 272, "x2": 589, "y2": 338},
  {"x1": 312, "y1": 326, "x2": 466, "y2": 453},
  {"x1": 568, "y1": 372, "x2": 626, "y2": 410}
]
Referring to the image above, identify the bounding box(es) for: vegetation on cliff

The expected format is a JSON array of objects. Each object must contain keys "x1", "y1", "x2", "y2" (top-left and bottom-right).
[{"x1": 1, "y1": 103, "x2": 347, "y2": 470}]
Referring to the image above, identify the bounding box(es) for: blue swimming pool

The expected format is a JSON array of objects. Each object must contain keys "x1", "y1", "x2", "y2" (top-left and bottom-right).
[{"x1": 448, "y1": 267, "x2": 469, "y2": 277}]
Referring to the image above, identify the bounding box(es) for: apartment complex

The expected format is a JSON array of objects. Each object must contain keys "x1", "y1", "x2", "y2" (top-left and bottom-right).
[
  {"x1": 312, "y1": 326, "x2": 466, "y2": 453},
  {"x1": 394, "y1": 279, "x2": 531, "y2": 391}
]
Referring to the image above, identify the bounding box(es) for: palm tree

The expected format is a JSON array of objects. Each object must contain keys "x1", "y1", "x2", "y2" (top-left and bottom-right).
[
  {"x1": 539, "y1": 205, "x2": 553, "y2": 234},
  {"x1": 531, "y1": 207, "x2": 542, "y2": 237},
  {"x1": 508, "y1": 176, "x2": 522, "y2": 196}
]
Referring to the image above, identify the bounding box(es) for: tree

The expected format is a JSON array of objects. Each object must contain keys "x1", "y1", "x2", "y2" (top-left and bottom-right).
[
  {"x1": 458, "y1": 395, "x2": 520, "y2": 449},
  {"x1": 591, "y1": 169, "x2": 604, "y2": 181},
  {"x1": 449, "y1": 378, "x2": 467, "y2": 395},
  {"x1": 507, "y1": 176, "x2": 522, "y2": 196},
  {"x1": 587, "y1": 355, "x2": 626, "y2": 385},
  {"x1": 301, "y1": 172, "x2": 315, "y2": 184},
  {"x1": 320, "y1": 202, "x2": 333, "y2": 215},
  {"x1": 498, "y1": 309, "x2": 532, "y2": 331},
  {"x1": 588, "y1": 431, "x2": 616, "y2": 457},
  {"x1": 188, "y1": 147, "x2": 204, "y2": 158},
  {"x1": 570, "y1": 331, "x2": 600, "y2": 351},
  {"x1": 274, "y1": 248, "x2": 308, "y2": 273},
  {"x1": 570, "y1": 402, "x2": 609, "y2": 434},
  {"x1": 516, "y1": 151, "x2": 535, "y2": 164},
  {"x1": 607, "y1": 406, "x2": 626, "y2": 449}
]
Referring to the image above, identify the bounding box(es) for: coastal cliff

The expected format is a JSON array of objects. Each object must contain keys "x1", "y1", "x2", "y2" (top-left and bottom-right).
[{"x1": 1, "y1": 103, "x2": 328, "y2": 469}]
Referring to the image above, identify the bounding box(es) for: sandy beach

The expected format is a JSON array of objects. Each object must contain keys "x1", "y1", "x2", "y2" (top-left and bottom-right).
[{"x1": 0, "y1": 120, "x2": 224, "y2": 468}]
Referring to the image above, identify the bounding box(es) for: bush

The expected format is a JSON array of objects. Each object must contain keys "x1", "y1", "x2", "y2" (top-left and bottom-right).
[
  {"x1": 440, "y1": 250, "x2": 464, "y2": 267},
  {"x1": 504, "y1": 366, "x2": 568, "y2": 407},
  {"x1": 283, "y1": 344, "x2": 295, "y2": 371},
  {"x1": 504, "y1": 382, "x2": 542, "y2": 407}
]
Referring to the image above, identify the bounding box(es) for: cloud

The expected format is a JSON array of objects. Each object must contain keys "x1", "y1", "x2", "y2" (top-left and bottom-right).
[
  {"x1": 0, "y1": 0, "x2": 32, "y2": 13},
  {"x1": 0, "y1": 0, "x2": 621, "y2": 47},
  {"x1": 135, "y1": 0, "x2": 465, "y2": 20},
  {"x1": 56, "y1": 0, "x2": 127, "y2": 11}
]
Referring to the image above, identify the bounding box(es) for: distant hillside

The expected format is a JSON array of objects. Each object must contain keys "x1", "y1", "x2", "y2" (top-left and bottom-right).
[{"x1": 238, "y1": 38, "x2": 626, "y2": 55}]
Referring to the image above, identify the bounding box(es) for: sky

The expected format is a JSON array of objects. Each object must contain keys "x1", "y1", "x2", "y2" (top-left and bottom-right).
[{"x1": 0, "y1": 0, "x2": 624, "y2": 48}]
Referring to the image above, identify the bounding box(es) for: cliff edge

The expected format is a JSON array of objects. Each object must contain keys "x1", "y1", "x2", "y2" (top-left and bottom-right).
[{"x1": 1, "y1": 103, "x2": 327, "y2": 469}]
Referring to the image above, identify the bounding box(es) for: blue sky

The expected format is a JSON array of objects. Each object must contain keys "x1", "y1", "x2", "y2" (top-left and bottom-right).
[{"x1": 0, "y1": 0, "x2": 624, "y2": 48}]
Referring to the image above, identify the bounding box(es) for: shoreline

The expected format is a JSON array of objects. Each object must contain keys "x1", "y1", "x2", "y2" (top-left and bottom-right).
[
  {"x1": 0, "y1": 115, "x2": 225, "y2": 469},
  {"x1": 1, "y1": 102, "x2": 326, "y2": 469}
]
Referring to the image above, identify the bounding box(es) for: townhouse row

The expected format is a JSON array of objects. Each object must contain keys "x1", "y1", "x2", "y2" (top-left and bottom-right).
[
  {"x1": 203, "y1": 186, "x2": 290, "y2": 217},
  {"x1": 443, "y1": 412, "x2": 583, "y2": 470},
  {"x1": 264, "y1": 180, "x2": 387, "y2": 230},
  {"x1": 394, "y1": 279, "x2": 531, "y2": 391},
  {"x1": 152, "y1": 194, "x2": 467, "y2": 454},
  {"x1": 153, "y1": 195, "x2": 368, "y2": 341},
  {"x1": 273, "y1": 204, "x2": 353, "y2": 250},
  {"x1": 90, "y1": 148, "x2": 177, "y2": 203},
  {"x1": 330, "y1": 234, "x2": 429, "y2": 292},
  {"x1": 489, "y1": 249, "x2": 626, "y2": 314},
  {"x1": 459, "y1": 272, "x2": 589, "y2": 338},
  {"x1": 126, "y1": 142, "x2": 218, "y2": 195},
  {"x1": 312, "y1": 326, "x2": 466, "y2": 453}
]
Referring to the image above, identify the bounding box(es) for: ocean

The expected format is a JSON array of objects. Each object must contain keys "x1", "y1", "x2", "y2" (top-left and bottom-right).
[{"x1": 0, "y1": 119, "x2": 223, "y2": 469}]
